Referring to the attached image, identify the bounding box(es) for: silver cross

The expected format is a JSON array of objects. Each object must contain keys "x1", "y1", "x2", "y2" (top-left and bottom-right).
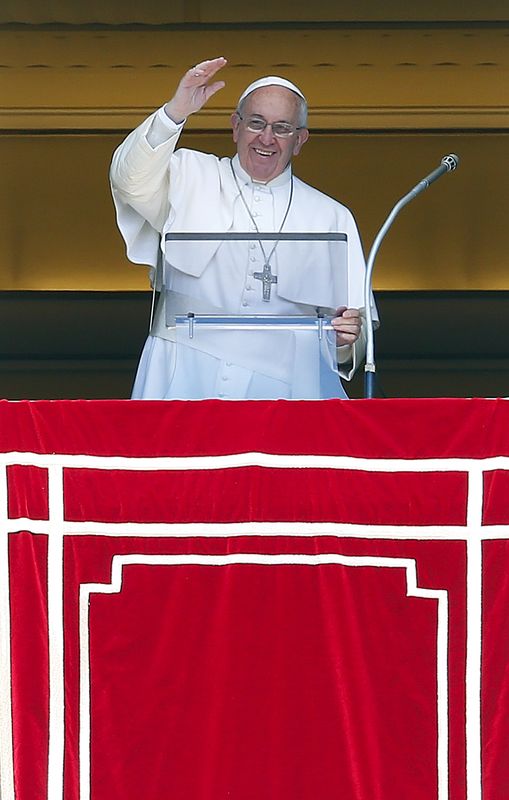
[{"x1": 253, "y1": 263, "x2": 277, "y2": 302}]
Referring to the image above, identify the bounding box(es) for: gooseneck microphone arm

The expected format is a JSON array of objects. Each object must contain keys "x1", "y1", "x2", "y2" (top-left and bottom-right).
[{"x1": 363, "y1": 153, "x2": 459, "y2": 399}]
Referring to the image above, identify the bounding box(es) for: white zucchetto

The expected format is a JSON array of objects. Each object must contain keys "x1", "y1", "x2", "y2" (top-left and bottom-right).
[{"x1": 237, "y1": 76, "x2": 307, "y2": 106}]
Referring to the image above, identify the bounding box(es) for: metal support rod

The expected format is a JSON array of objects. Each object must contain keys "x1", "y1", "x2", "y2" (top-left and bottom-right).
[
  {"x1": 364, "y1": 188, "x2": 423, "y2": 397},
  {"x1": 363, "y1": 154, "x2": 459, "y2": 398}
]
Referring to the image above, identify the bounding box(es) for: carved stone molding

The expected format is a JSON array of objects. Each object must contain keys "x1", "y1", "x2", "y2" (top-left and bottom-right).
[
  {"x1": 1, "y1": 0, "x2": 509, "y2": 25},
  {"x1": 1, "y1": 28, "x2": 508, "y2": 130}
]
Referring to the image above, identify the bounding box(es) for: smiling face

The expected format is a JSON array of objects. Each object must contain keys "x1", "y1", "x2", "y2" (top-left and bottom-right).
[{"x1": 231, "y1": 86, "x2": 309, "y2": 183}]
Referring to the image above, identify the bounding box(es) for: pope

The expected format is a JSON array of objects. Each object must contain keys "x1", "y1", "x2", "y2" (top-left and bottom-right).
[{"x1": 110, "y1": 57, "x2": 377, "y2": 399}]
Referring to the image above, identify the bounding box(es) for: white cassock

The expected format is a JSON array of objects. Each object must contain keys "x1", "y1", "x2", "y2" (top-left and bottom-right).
[{"x1": 110, "y1": 107, "x2": 377, "y2": 400}]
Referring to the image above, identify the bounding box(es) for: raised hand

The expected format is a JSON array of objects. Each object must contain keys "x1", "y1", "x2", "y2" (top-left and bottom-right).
[{"x1": 164, "y1": 57, "x2": 227, "y2": 123}]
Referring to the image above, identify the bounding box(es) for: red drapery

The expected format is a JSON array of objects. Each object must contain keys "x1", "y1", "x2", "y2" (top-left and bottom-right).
[{"x1": 1, "y1": 398, "x2": 509, "y2": 799}]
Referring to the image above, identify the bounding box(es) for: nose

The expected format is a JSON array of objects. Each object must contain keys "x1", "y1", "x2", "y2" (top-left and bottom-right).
[{"x1": 259, "y1": 123, "x2": 276, "y2": 145}]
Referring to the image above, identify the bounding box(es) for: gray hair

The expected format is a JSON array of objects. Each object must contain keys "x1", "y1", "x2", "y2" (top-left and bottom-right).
[{"x1": 236, "y1": 90, "x2": 308, "y2": 128}]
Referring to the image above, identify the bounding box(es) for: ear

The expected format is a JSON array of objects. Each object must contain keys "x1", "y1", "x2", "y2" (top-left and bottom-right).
[
  {"x1": 231, "y1": 112, "x2": 240, "y2": 143},
  {"x1": 292, "y1": 127, "x2": 309, "y2": 156}
]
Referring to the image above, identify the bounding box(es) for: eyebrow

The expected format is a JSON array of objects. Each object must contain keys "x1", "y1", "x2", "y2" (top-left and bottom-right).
[{"x1": 249, "y1": 114, "x2": 294, "y2": 125}]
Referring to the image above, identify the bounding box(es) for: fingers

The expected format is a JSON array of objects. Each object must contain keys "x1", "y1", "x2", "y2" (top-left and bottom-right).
[
  {"x1": 332, "y1": 308, "x2": 360, "y2": 327},
  {"x1": 186, "y1": 57, "x2": 227, "y2": 82},
  {"x1": 203, "y1": 79, "x2": 226, "y2": 102},
  {"x1": 192, "y1": 57, "x2": 227, "y2": 72},
  {"x1": 335, "y1": 327, "x2": 361, "y2": 345},
  {"x1": 334, "y1": 307, "x2": 359, "y2": 320},
  {"x1": 332, "y1": 307, "x2": 362, "y2": 345},
  {"x1": 168, "y1": 57, "x2": 227, "y2": 120}
]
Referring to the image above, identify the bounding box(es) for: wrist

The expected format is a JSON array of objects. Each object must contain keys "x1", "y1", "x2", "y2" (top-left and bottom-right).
[{"x1": 164, "y1": 101, "x2": 186, "y2": 125}]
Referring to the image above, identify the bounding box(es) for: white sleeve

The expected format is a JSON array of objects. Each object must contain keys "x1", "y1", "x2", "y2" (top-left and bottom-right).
[
  {"x1": 337, "y1": 314, "x2": 367, "y2": 381},
  {"x1": 109, "y1": 107, "x2": 185, "y2": 264}
]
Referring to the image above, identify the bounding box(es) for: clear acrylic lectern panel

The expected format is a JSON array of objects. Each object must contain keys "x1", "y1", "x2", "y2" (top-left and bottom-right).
[
  {"x1": 163, "y1": 231, "x2": 348, "y2": 322},
  {"x1": 160, "y1": 232, "x2": 349, "y2": 398}
]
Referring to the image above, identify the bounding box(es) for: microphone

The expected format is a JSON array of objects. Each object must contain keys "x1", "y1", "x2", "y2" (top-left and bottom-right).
[
  {"x1": 414, "y1": 153, "x2": 460, "y2": 194},
  {"x1": 363, "y1": 153, "x2": 460, "y2": 398}
]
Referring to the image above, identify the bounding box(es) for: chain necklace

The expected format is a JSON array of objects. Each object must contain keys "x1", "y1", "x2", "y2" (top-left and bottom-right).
[{"x1": 230, "y1": 159, "x2": 294, "y2": 301}]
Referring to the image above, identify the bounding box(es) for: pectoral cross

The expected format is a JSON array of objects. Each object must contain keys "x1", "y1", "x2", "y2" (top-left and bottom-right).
[{"x1": 253, "y1": 263, "x2": 277, "y2": 302}]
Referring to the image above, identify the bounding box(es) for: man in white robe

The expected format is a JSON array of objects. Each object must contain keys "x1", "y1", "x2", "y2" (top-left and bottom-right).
[{"x1": 110, "y1": 57, "x2": 376, "y2": 399}]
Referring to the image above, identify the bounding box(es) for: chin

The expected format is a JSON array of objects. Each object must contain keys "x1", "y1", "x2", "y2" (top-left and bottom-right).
[{"x1": 250, "y1": 162, "x2": 278, "y2": 182}]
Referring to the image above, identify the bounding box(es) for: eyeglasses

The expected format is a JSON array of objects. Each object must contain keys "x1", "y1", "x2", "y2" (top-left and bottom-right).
[{"x1": 236, "y1": 113, "x2": 303, "y2": 138}]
